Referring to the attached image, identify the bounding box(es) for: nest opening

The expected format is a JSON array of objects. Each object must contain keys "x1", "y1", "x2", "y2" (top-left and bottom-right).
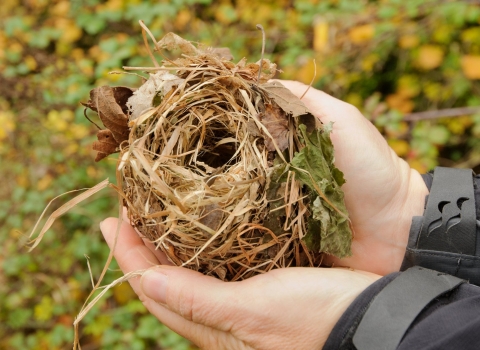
[{"x1": 192, "y1": 121, "x2": 239, "y2": 169}]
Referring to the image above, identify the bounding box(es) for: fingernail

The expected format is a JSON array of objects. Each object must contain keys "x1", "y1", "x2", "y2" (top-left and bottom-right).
[{"x1": 142, "y1": 269, "x2": 168, "y2": 304}]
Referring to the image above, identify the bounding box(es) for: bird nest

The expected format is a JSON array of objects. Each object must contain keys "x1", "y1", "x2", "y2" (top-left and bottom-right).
[{"x1": 79, "y1": 32, "x2": 352, "y2": 281}]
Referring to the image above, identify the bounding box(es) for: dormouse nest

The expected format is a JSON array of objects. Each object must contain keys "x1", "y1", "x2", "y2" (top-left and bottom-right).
[{"x1": 82, "y1": 33, "x2": 352, "y2": 281}]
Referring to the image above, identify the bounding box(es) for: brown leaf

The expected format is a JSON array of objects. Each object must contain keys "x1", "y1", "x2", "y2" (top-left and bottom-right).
[
  {"x1": 261, "y1": 81, "x2": 317, "y2": 132},
  {"x1": 92, "y1": 129, "x2": 119, "y2": 162},
  {"x1": 112, "y1": 86, "x2": 135, "y2": 115},
  {"x1": 259, "y1": 103, "x2": 290, "y2": 152},
  {"x1": 156, "y1": 32, "x2": 199, "y2": 55},
  {"x1": 82, "y1": 86, "x2": 132, "y2": 144},
  {"x1": 199, "y1": 204, "x2": 224, "y2": 232},
  {"x1": 205, "y1": 47, "x2": 234, "y2": 61}
]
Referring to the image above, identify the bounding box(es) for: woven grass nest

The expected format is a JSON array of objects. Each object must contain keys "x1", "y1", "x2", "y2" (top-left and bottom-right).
[{"x1": 82, "y1": 32, "x2": 352, "y2": 281}]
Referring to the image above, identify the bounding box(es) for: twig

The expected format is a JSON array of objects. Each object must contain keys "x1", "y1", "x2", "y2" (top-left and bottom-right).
[
  {"x1": 404, "y1": 106, "x2": 480, "y2": 121},
  {"x1": 139, "y1": 20, "x2": 160, "y2": 68},
  {"x1": 300, "y1": 59, "x2": 316, "y2": 100},
  {"x1": 256, "y1": 24, "x2": 265, "y2": 85},
  {"x1": 83, "y1": 108, "x2": 102, "y2": 130}
]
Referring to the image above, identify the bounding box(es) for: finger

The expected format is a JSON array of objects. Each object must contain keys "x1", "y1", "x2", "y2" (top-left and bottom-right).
[
  {"x1": 100, "y1": 217, "x2": 159, "y2": 293},
  {"x1": 141, "y1": 265, "x2": 239, "y2": 333},
  {"x1": 140, "y1": 298, "x2": 238, "y2": 350},
  {"x1": 273, "y1": 80, "x2": 357, "y2": 125},
  {"x1": 100, "y1": 218, "x2": 226, "y2": 347}
]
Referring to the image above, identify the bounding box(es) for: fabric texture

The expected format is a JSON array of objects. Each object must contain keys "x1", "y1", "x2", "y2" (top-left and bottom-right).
[
  {"x1": 324, "y1": 169, "x2": 480, "y2": 349},
  {"x1": 324, "y1": 272, "x2": 480, "y2": 350}
]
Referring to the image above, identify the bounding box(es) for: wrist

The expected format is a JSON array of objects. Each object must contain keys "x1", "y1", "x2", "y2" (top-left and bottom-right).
[{"x1": 393, "y1": 167, "x2": 430, "y2": 268}]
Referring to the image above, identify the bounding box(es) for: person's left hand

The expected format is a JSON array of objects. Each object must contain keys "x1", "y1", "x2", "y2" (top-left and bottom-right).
[{"x1": 101, "y1": 218, "x2": 381, "y2": 350}]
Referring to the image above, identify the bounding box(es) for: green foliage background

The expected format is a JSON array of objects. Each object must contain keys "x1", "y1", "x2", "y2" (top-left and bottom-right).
[{"x1": 1, "y1": 0, "x2": 480, "y2": 348}]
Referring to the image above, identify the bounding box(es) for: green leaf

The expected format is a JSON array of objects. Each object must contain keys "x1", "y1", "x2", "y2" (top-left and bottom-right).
[{"x1": 290, "y1": 124, "x2": 352, "y2": 257}]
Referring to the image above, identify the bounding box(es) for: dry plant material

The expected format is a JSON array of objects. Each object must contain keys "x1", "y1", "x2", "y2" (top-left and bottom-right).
[{"x1": 35, "y1": 32, "x2": 353, "y2": 282}]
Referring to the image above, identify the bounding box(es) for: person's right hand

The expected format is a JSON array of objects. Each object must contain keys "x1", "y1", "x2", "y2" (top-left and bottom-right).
[{"x1": 279, "y1": 80, "x2": 429, "y2": 275}]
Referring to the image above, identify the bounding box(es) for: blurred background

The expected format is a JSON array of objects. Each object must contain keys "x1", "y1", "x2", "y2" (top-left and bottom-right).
[{"x1": 1, "y1": 0, "x2": 480, "y2": 348}]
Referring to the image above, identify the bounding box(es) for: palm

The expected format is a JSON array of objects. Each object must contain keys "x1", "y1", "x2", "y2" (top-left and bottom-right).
[
  {"x1": 100, "y1": 218, "x2": 380, "y2": 350},
  {"x1": 279, "y1": 81, "x2": 428, "y2": 275}
]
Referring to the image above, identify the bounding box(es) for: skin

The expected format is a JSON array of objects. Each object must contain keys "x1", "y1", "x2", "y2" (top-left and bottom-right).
[
  {"x1": 278, "y1": 80, "x2": 428, "y2": 274},
  {"x1": 100, "y1": 81, "x2": 429, "y2": 349}
]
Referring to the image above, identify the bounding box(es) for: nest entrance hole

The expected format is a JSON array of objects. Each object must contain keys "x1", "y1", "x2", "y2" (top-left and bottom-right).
[{"x1": 194, "y1": 120, "x2": 239, "y2": 169}]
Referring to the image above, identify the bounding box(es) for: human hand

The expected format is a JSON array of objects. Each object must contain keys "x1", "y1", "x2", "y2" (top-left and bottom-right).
[
  {"x1": 100, "y1": 218, "x2": 381, "y2": 350},
  {"x1": 278, "y1": 80, "x2": 429, "y2": 275}
]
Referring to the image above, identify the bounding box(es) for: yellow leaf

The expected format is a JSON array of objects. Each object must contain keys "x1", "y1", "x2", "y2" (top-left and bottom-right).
[
  {"x1": 34, "y1": 296, "x2": 54, "y2": 321},
  {"x1": 55, "y1": 18, "x2": 82, "y2": 43},
  {"x1": 113, "y1": 282, "x2": 136, "y2": 305},
  {"x1": 415, "y1": 45, "x2": 444, "y2": 70},
  {"x1": 52, "y1": 1, "x2": 70, "y2": 16},
  {"x1": 424, "y1": 82, "x2": 442, "y2": 101},
  {"x1": 175, "y1": 9, "x2": 191, "y2": 30},
  {"x1": 86, "y1": 166, "x2": 98, "y2": 179},
  {"x1": 461, "y1": 55, "x2": 480, "y2": 80},
  {"x1": 0, "y1": 111, "x2": 15, "y2": 141},
  {"x1": 345, "y1": 93, "x2": 363, "y2": 108},
  {"x1": 103, "y1": 0, "x2": 124, "y2": 11},
  {"x1": 68, "y1": 278, "x2": 84, "y2": 302},
  {"x1": 71, "y1": 48, "x2": 85, "y2": 61},
  {"x1": 388, "y1": 139, "x2": 409, "y2": 157},
  {"x1": 296, "y1": 59, "x2": 323, "y2": 84},
  {"x1": 9, "y1": 42, "x2": 23, "y2": 55},
  {"x1": 361, "y1": 53, "x2": 379, "y2": 72},
  {"x1": 461, "y1": 27, "x2": 480, "y2": 44},
  {"x1": 432, "y1": 25, "x2": 452, "y2": 44},
  {"x1": 348, "y1": 24, "x2": 374, "y2": 44},
  {"x1": 64, "y1": 143, "x2": 79, "y2": 156},
  {"x1": 37, "y1": 174, "x2": 53, "y2": 191},
  {"x1": 16, "y1": 173, "x2": 29, "y2": 188},
  {"x1": 24, "y1": 55, "x2": 37, "y2": 71},
  {"x1": 408, "y1": 159, "x2": 429, "y2": 173},
  {"x1": 215, "y1": 4, "x2": 238, "y2": 25},
  {"x1": 446, "y1": 116, "x2": 472, "y2": 135},
  {"x1": 45, "y1": 109, "x2": 72, "y2": 132},
  {"x1": 0, "y1": 32, "x2": 6, "y2": 51},
  {"x1": 313, "y1": 19, "x2": 329, "y2": 52},
  {"x1": 399, "y1": 35, "x2": 419, "y2": 49},
  {"x1": 385, "y1": 121, "x2": 409, "y2": 138},
  {"x1": 70, "y1": 124, "x2": 89, "y2": 139},
  {"x1": 385, "y1": 93, "x2": 414, "y2": 113},
  {"x1": 397, "y1": 75, "x2": 420, "y2": 98}
]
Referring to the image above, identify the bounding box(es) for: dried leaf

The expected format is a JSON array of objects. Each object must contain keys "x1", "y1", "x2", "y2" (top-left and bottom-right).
[
  {"x1": 199, "y1": 204, "x2": 224, "y2": 232},
  {"x1": 127, "y1": 72, "x2": 185, "y2": 120},
  {"x1": 156, "y1": 32, "x2": 199, "y2": 55},
  {"x1": 92, "y1": 130, "x2": 119, "y2": 162},
  {"x1": 259, "y1": 103, "x2": 290, "y2": 152},
  {"x1": 291, "y1": 124, "x2": 351, "y2": 257},
  {"x1": 203, "y1": 47, "x2": 234, "y2": 60},
  {"x1": 82, "y1": 86, "x2": 131, "y2": 144},
  {"x1": 261, "y1": 81, "x2": 317, "y2": 131},
  {"x1": 112, "y1": 86, "x2": 135, "y2": 114}
]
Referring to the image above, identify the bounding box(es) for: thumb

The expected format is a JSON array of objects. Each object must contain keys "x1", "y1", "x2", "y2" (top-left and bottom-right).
[{"x1": 140, "y1": 265, "x2": 237, "y2": 330}]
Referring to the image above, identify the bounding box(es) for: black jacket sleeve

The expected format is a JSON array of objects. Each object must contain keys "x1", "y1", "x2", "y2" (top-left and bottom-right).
[
  {"x1": 324, "y1": 168, "x2": 480, "y2": 349},
  {"x1": 324, "y1": 271, "x2": 480, "y2": 350}
]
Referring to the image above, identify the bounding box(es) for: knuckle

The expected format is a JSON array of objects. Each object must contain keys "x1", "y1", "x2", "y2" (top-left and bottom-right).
[{"x1": 177, "y1": 286, "x2": 195, "y2": 321}]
